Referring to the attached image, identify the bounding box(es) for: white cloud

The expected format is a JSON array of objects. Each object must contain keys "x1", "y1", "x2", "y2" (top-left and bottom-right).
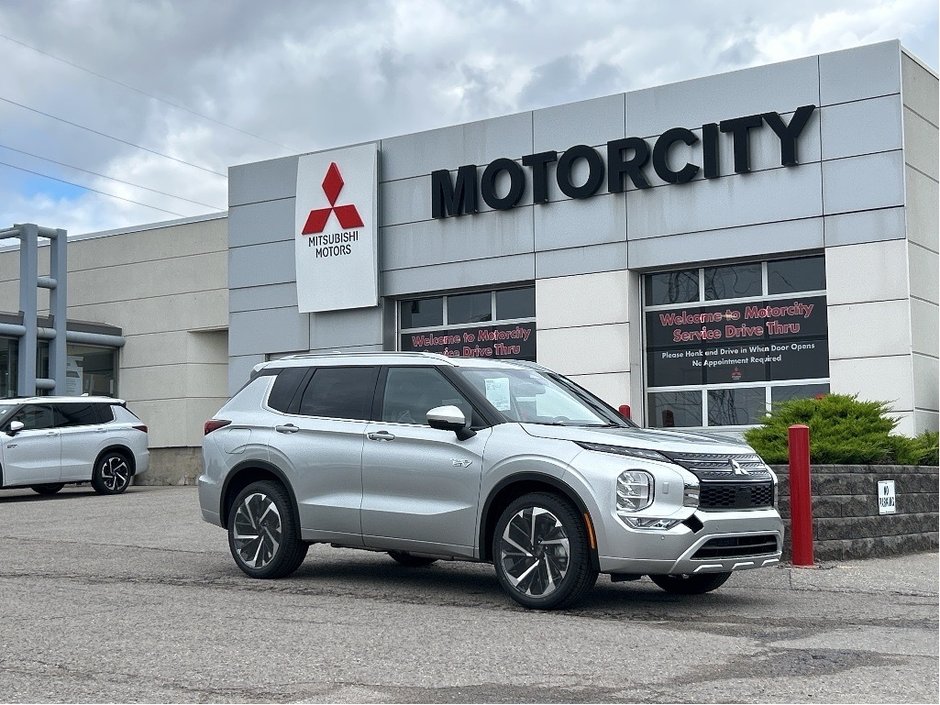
[{"x1": 0, "y1": 0, "x2": 934, "y2": 236}]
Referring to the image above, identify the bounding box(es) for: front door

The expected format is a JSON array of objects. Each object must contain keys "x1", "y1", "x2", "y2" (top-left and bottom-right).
[
  {"x1": 361, "y1": 366, "x2": 489, "y2": 558},
  {"x1": 1, "y1": 404, "x2": 60, "y2": 486}
]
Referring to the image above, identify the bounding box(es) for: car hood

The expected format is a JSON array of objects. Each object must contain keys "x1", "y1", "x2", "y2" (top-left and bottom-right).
[{"x1": 518, "y1": 423, "x2": 753, "y2": 455}]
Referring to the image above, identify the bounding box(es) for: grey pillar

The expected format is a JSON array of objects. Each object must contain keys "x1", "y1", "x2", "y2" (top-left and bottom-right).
[
  {"x1": 48, "y1": 228, "x2": 68, "y2": 393},
  {"x1": 17, "y1": 224, "x2": 38, "y2": 396}
]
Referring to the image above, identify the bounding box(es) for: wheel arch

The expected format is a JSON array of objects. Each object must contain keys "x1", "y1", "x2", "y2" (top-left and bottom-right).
[
  {"x1": 95, "y1": 445, "x2": 137, "y2": 475},
  {"x1": 220, "y1": 460, "x2": 301, "y2": 530},
  {"x1": 479, "y1": 472, "x2": 599, "y2": 571}
]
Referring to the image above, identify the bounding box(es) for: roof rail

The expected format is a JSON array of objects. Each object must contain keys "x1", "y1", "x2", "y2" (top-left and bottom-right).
[{"x1": 276, "y1": 351, "x2": 455, "y2": 362}]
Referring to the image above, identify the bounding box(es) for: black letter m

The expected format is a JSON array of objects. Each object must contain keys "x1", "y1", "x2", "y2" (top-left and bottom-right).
[{"x1": 431, "y1": 165, "x2": 478, "y2": 218}]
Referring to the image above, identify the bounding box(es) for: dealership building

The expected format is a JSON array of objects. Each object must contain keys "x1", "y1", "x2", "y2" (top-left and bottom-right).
[{"x1": 0, "y1": 41, "x2": 937, "y2": 483}]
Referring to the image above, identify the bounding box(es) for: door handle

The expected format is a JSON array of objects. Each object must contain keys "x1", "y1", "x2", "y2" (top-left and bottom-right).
[
  {"x1": 367, "y1": 430, "x2": 396, "y2": 442},
  {"x1": 275, "y1": 424, "x2": 300, "y2": 434}
]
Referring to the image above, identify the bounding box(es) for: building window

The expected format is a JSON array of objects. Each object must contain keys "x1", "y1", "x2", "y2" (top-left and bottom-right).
[
  {"x1": 644, "y1": 255, "x2": 829, "y2": 428},
  {"x1": 399, "y1": 286, "x2": 536, "y2": 361},
  {"x1": 0, "y1": 338, "x2": 117, "y2": 398}
]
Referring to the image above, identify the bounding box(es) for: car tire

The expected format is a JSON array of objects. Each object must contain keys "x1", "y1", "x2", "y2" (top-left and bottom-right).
[
  {"x1": 648, "y1": 572, "x2": 732, "y2": 595},
  {"x1": 227, "y1": 480, "x2": 308, "y2": 579},
  {"x1": 492, "y1": 492, "x2": 597, "y2": 610},
  {"x1": 30, "y1": 483, "x2": 65, "y2": 496},
  {"x1": 91, "y1": 451, "x2": 132, "y2": 495},
  {"x1": 387, "y1": 550, "x2": 438, "y2": 567}
]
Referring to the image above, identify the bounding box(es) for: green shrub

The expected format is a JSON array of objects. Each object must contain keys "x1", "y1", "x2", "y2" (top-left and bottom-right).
[{"x1": 744, "y1": 394, "x2": 939, "y2": 466}]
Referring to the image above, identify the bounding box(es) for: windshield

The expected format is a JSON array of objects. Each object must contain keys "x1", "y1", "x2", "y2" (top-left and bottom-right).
[{"x1": 457, "y1": 367, "x2": 633, "y2": 427}]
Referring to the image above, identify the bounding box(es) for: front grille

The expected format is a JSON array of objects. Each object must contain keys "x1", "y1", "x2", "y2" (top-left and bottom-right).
[
  {"x1": 663, "y1": 451, "x2": 775, "y2": 511},
  {"x1": 692, "y1": 534, "x2": 779, "y2": 559},
  {"x1": 699, "y1": 481, "x2": 774, "y2": 509}
]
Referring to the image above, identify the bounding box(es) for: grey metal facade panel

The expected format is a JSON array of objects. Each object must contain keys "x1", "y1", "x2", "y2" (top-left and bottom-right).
[
  {"x1": 229, "y1": 239, "x2": 296, "y2": 289},
  {"x1": 534, "y1": 242, "x2": 627, "y2": 279},
  {"x1": 819, "y1": 40, "x2": 901, "y2": 106},
  {"x1": 821, "y1": 151, "x2": 905, "y2": 214},
  {"x1": 380, "y1": 207, "x2": 534, "y2": 272},
  {"x1": 902, "y1": 53, "x2": 939, "y2": 124},
  {"x1": 819, "y1": 95, "x2": 903, "y2": 161},
  {"x1": 627, "y1": 217, "x2": 825, "y2": 270},
  {"x1": 229, "y1": 307, "x2": 309, "y2": 357},
  {"x1": 228, "y1": 199, "x2": 295, "y2": 249},
  {"x1": 625, "y1": 56, "x2": 819, "y2": 137},
  {"x1": 309, "y1": 307, "x2": 385, "y2": 350},
  {"x1": 380, "y1": 175, "x2": 432, "y2": 227},
  {"x1": 626, "y1": 163, "x2": 823, "y2": 240},
  {"x1": 533, "y1": 94, "x2": 626, "y2": 152},
  {"x1": 823, "y1": 207, "x2": 907, "y2": 248},
  {"x1": 229, "y1": 155, "x2": 299, "y2": 207},
  {"x1": 381, "y1": 254, "x2": 535, "y2": 298},
  {"x1": 228, "y1": 354, "x2": 265, "y2": 395},
  {"x1": 309, "y1": 343, "x2": 384, "y2": 355},
  {"x1": 534, "y1": 193, "x2": 625, "y2": 251},
  {"x1": 379, "y1": 111, "x2": 533, "y2": 182},
  {"x1": 230, "y1": 282, "x2": 298, "y2": 313}
]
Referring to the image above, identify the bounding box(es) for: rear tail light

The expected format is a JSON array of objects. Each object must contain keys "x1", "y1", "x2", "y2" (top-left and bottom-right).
[
  {"x1": 132, "y1": 424, "x2": 148, "y2": 433},
  {"x1": 204, "y1": 419, "x2": 232, "y2": 435}
]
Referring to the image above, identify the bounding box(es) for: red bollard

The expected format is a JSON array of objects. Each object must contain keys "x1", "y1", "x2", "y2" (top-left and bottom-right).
[{"x1": 788, "y1": 424, "x2": 814, "y2": 566}]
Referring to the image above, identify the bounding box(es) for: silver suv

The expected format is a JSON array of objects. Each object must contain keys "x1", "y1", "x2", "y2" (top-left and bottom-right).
[
  {"x1": 199, "y1": 353, "x2": 783, "y2": 609},
  {"x1": 0, "y1": 396, "x2": 150, "y2": 495}
]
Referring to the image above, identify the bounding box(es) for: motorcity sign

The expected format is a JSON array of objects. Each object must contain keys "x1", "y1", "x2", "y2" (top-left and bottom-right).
[
  {"x1": 431, "y1": 105, "x2": 816, "y2": 218},
  {"x1": 295, "y1": 144, "x2": 378, "y2": 313},
  {"x1": 645, "y1": 295, "x2": 829, "y2": 387}
]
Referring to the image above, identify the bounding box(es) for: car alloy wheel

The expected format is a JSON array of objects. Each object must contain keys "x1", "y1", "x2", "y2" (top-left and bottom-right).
[
  {"x1": 92, "y1": 452, "x2": 132, "y2": 495},
  {"x1": 498, "y1": 506, "x2": 571, "y2": 598},
  {"x1": 232, "y1": 491, "x2": 282, "y2": 570}
]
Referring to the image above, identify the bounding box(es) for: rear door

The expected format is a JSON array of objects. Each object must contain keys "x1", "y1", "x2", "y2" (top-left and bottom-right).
[
  {"x1": 265, "y1": 365, "x2": 379, "y2": 546},
  {"x1": 361, "y1": 366, "x2": 489, "y2": 558},
  {"x1": 1, "y1": 404, "x2": 61, "y2": 485},
  {"x1": 56, "y1": 402, "x2": 108, "y2": 481}
]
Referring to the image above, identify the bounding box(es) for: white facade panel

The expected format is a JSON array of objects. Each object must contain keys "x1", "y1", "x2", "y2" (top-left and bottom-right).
[
  {"x1": 827, "y1": 300, "x2": 912, "y2": 359},
  {"x1": 829, "y1": 355, "x2": 914, "y2": 416},
  {"x1": 913, "y1": 353, "x2": 939, "y2": 413},
  {"x1": 823, "y1": 207, "x2": 906, "y2": 248},
  {"x1": 536, "y1": 324, "x2": 630, "y2": 376},
  {"x1": 824, "y1": 239, "x2": 910, "y2": 305},
  {"x1": 905, "y1": 166, "x2": 940, "y2": 252},
  {"x1": 909, "y1": 242, "x2": 939, "y2": 304},
  {"x1": 910, "y1": 298, "x2": 940, "y2": 358},
  {"x1": 903, "y1": 108, "x2": 940, "y2": 179},
  {"x1": 536, "y1": 271, "x2": 630, "y2": 329},
  {"x1": 902, "y1": 52, "x2": 939, "y2": 123}
]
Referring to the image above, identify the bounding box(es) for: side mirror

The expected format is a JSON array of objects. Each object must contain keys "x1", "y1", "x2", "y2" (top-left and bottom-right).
[
  {"x1": 427, "y1": 405, "x2": 476, "y2": 441},
  {"x1": 7, "y1": 420, "x2": 24, "y2": 436}
]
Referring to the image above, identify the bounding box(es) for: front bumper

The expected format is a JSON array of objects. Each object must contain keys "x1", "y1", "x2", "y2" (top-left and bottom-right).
[{"x1": 598, "y1": 508, "x2": 784, "y2": 575}]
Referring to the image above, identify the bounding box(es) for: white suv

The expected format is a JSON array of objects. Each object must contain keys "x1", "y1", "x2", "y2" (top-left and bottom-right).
[
  {"x1": 199, "y1": 353, "x2": 783, "y2": 610},
  {"x1": 0, "y1": 397, "x2": 150, "y2": 495}
]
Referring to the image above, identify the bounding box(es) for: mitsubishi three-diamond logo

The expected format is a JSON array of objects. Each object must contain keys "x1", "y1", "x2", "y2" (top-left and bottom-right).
[{"x1": 301, "y1": 162, "x2": 364, "y2": 234}]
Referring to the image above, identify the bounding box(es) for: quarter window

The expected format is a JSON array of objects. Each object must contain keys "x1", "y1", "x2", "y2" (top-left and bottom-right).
[{"x1": 56, "y1": 402, "x2": 103, "y2": 427}]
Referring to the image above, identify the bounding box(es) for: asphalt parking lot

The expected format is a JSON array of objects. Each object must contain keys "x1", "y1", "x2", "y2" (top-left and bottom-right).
[{"x1": 0, "y1": 485, "x2": 937, "y2": 704}]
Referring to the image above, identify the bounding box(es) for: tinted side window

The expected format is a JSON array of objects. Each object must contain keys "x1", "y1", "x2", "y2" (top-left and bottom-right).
[
  {"x1": 382, "y1": 367, "x2": 473, "y2": 425},
  {"x1": 56, "y1": 402, "x2": 103, "y2": 427},
  {"x1": 268, "y1": 367, "x2": 309, "y2": 413},
  {"x1": 299, "y1": 367, "x2": 379, "y2": 420},
  {"x1": 11, "y1": 405, "x2": 55, "y2": 430}
]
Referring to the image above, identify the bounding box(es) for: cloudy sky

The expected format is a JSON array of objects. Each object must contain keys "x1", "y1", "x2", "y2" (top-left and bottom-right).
[{"x1": 0, "y1": 0, "x2": 936, "y2": 238}]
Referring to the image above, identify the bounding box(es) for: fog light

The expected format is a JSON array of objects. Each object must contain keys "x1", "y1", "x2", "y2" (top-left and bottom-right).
[
  {"x1": 617, "y1": 470, "x2": 653, "y2": 513},
  {"x1": 623, "y1": 517, "x2": 681, "y2": 530}
]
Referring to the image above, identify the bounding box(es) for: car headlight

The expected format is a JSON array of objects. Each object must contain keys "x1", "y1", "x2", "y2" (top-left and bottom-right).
[
  {"x1": 577, "y1": 442, "x2": 669, "y2": 463},
  {"x1": 616, "y1": 470, "x2": 653, "y2": 513}
]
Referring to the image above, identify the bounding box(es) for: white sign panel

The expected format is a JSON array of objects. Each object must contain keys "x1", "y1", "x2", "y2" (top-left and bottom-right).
[
  {"x1": 294, "y1": 143, "x2": 378, "y2": 313},
  {"x1": 877, "y1": 479, "x2": 896, "y2": 515}
]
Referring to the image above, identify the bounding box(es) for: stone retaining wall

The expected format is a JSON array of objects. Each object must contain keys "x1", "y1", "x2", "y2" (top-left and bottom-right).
[{"x1": 771, "y1": 464, "x2": 939, "y2": 561}]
